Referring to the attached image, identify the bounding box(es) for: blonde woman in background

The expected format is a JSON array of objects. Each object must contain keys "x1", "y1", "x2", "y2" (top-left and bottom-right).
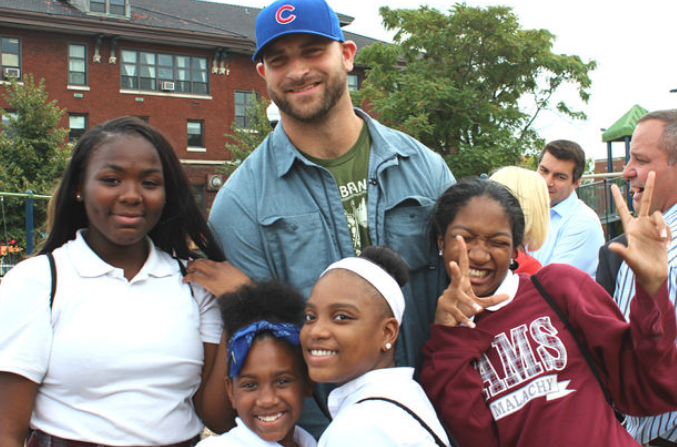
[{"x1": 490, "y1": 166, "x2": 549, "y2": 274}]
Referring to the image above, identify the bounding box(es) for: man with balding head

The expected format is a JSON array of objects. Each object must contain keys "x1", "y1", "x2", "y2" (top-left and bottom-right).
[{"x1": 598, "y1": 109, "x2": 677, "y2": 446}]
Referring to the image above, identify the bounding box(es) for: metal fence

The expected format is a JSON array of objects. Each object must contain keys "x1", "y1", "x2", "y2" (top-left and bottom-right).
[
  {"x1": 0, "y1": 191, "x2": 51, "y2": 278},
  {"x1": 577, "y1": 173, "x2": 627, "y2": 241},
  {"x1": 0, "y1": 258, "x2": 17, "y2": 277}
]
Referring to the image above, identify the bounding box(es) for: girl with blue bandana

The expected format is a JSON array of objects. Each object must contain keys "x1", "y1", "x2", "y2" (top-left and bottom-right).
[{"x1": 197, "y1": 280, "x2": 315, "y2": 447}]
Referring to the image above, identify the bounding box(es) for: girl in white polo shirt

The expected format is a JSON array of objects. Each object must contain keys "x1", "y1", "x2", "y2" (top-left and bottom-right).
[
  {"x1": 0, "y1": 116, "x2": 246, "y2": 447},
  {"x1": 301, "y1": 246, "x2": 452, "y2": 447}
]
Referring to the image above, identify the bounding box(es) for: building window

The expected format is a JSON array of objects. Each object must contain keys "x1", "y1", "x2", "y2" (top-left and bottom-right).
[
  {"x1": 234, "y1": 90, "x2": 258, "y2": 128},
  {"x1": 187, "y1": 120, "x2": 204, "y2": 147},
  {"x1": 348, "y1": 74, "x2": 359, "y2": 91},
  {"x1": 90, "y1": 0, "x2": 126, "y2": 15},
  {"x1": 1, "y1": 36, "x2": 21, "y2": 81},
  {"x1": 121, "y1": 50, "x2": 209, "y2": 95},
  {"x1": 90, "y1": 0, "x2": 105, "y2": 12},
  {"x1": 69, "y1": 114, "x2": 87, "y2": 142},
  {"x1": 68, "y1": 44, "x2": 87, "y2": 86},
  {"x1": 109, "y1": 0, "x2": 125, "y2": 14}
]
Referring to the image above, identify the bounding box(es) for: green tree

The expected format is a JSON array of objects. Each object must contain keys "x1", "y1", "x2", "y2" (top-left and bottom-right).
[
  {"x1": 218, "y1": 94, "x2": 273, "y2": 177},
  {"x1": 353, "y1": 3, "x2": 596, "y2": 178},
  {"x1": 0, "y1": 74, "x2": 69, "y2": 250}
]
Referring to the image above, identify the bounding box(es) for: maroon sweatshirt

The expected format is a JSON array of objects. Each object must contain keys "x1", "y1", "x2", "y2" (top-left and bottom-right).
[{"x1": 422, "y1": 264, "x2": 677, "y2": 447}]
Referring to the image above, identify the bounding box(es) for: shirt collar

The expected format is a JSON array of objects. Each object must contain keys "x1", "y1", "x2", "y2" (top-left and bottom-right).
[
  {"x1": 230, "y1": 417, "x2": 313, "y2": 446},
  {"x1": 664, "y1": 202, "x2": 677, "y2": 223},
  {"x1": 485, "y1": 270, "x2": 520, "y2": 311},
  {"x1": 272, "y1": 108, "x2": 414, "y2": 178},
  {"x1": 550, "y1": 191, "x2": 578, "y2": 219},
  {"x1": 230, "y1": 418, "x2": 281, "y2": 446},
  {"x1": 327, "y1": 367, "x2": 415, "y2": 419},
  {"x1": 67, "y1": 229, "x2": 176, "y2": 280}
]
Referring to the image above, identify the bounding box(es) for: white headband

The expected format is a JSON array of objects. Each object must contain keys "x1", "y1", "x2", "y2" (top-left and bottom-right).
[{"x1": 322, "y1": 257, "x2": 405, "y2": 324}]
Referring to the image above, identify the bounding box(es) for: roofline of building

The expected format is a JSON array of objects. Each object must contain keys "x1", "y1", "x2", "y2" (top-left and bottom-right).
[{"x1": 0, "y1": 7, "x2": 256, "y2": 53}]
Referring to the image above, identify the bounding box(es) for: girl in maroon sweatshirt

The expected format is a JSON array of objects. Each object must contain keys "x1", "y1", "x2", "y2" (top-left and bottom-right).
[{"x1": 421, "y1": 173, "x2": 677, "y2": 447}]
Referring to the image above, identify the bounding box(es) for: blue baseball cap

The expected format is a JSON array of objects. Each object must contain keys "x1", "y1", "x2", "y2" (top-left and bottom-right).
[{"x1": 253, "y1": 0, "x2": 345, "y2": 62}]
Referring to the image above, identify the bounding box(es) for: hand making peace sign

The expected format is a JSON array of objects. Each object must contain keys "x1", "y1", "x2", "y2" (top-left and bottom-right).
[{"x1": 434, "y1": 235, "x2": 510, "y2": 328}]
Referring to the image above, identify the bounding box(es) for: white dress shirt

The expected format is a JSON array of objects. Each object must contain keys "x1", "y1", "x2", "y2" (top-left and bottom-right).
[{"x1": 320, "y1": 367, "x2": 450, "y2": 447}]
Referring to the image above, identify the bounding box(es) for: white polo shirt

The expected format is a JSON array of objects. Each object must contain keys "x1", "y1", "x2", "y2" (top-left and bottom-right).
[
  {"x1": 197, "y1": 417, "x2": 316, "y2": 447},
  {"x1": 0, "y1": 230, "x2": 222, "y2": 445},
  {"x1": 320, "y1": 367, "x2": 450, "y2": 446}
]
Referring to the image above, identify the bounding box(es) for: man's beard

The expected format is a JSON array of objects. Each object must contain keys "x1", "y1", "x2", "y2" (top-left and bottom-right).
[{"x1": 269, "y1": 71, "x2": 347, "y2": 124}]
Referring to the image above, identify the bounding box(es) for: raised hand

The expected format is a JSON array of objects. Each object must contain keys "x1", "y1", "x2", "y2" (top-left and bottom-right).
[
  {"x1": 609, "y1": 171, "x2": 671, "y2": 296},
  {"x1": 435, "y1": 235, "x2": 509, "y2": 328}
]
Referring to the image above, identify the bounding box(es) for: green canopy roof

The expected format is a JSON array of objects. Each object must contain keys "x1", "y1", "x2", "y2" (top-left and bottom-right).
[{"x1": 602, "y1": 104, "x2": 649, "y2": 142}]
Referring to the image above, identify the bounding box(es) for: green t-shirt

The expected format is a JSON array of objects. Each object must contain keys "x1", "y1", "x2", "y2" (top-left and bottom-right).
[{"x1": 301, "y1": 123, "x2": 371, "y2": 255}]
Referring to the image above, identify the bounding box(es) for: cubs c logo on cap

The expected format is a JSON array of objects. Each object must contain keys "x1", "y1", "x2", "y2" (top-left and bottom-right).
[{"x1": 275, "y1": 5, "x2": 296, "y2": 24}]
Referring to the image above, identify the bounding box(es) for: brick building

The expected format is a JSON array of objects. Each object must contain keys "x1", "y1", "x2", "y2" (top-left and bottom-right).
[
  {"x1": 0, "y1": 0, "x2": 377, "y2": 209},
  {"x1": 593, "y1": 157, "x2": 626, "y2": 174}
]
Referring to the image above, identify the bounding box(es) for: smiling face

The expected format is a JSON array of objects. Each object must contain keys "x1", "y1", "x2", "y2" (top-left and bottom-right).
[
  {"x1": 225, "y1": 336, "x2": 310, "y2": 447},
  {"x1": 301, "y1": 270, "x2": 397, "y2": 386},
  {"x1": 537, "y1": 151, "x2": 581, "y2": 207},
  {"x1": 438, "y1": 196, "x2": 515, "y2": 298},
  {"x1": 256, "y1": 34, "x2": 356, "y2": 124},
  {"x1": 623, "y1": 119, "x2": 677, "y2": 213},
  {"x1": 79, "y1": 134, "x2": 165, "y2": 258}
]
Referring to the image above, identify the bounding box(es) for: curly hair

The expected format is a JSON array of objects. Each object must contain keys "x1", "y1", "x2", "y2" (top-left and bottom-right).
[{"x1": 219, "y1": 279, "x2": 305, "y2": 341}]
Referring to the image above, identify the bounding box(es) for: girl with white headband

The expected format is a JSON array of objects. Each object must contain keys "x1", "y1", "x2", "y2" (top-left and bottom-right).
[{"x1": 301, "y1": 246, "x2": 452, "y2": 447}]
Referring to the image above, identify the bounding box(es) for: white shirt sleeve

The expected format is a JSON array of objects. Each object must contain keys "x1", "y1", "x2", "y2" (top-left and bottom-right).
[
  {"x1": 0, "y1": 255, "x2": 54, "y2": 382},
  {"x1": 192, "y1": 282, "x2": 222, "y2": 345}
]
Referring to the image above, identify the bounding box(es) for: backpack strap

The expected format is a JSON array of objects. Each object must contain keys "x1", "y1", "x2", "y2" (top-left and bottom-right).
[
  {"x1": 46, "y1": 252, "x2": 56, "y2": 308},
  {"x1": 174, "y1": 258, "x2": 194, "y2": 297},
  {"x1": 530, "y1": 273, "x2": 625, "y2": 425},
  {"x1": 358, "y1": 397, "x2": 455, "y2": 447}
]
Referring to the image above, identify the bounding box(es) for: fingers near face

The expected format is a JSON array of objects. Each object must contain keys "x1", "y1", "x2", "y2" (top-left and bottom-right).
[
  {"x1": 611, "y1": 184, "x2": 630, "y2": 222},
  {"x1": 638, "y1": 171, "x2": 656, "y2": 216}
]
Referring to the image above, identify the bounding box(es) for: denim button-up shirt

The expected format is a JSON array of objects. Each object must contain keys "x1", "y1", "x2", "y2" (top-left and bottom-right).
[{"x1": 209, "y1": 108, "x2": 454, "y2": 371}]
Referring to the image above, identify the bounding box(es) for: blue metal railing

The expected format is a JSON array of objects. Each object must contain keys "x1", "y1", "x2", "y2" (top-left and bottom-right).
[{"x1": 0, "y1": 191, "x2": 51, "y2": 277}]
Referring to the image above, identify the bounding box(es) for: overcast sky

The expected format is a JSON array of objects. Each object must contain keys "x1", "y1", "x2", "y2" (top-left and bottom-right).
[{"x1": 209, "y1": 0, "x2": 677, "y2": 162}]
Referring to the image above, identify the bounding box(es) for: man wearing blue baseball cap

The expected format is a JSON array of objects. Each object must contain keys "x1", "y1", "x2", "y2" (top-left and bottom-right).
[{"x1": 203, "y1": 0, "x2": 455, "y2": 437}]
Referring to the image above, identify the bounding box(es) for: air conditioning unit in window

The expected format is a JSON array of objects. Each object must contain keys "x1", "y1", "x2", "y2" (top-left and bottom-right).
[
  {"x1": 3, "y1": 67, "x2": 20, "y2": 79},
  {"x1": 206, "y1": 174, "x2": 224, "y2": 192},
  {"x1": 160, "y1": 81, "x2": 175, "y2": 91}
]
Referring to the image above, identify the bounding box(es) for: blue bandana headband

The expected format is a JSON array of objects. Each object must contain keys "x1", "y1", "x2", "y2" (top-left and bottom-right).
[{"x1": 227, "y1": 320, "x2": 301, "y2": 378}]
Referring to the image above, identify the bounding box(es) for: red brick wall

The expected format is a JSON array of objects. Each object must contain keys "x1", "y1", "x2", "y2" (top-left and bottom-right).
[
  {"x1": 0, "y1": 26, "x2": 268, "y2": 208},
  {"x1": 593, "y1": 157, "x2": 626, "y2": 174}
]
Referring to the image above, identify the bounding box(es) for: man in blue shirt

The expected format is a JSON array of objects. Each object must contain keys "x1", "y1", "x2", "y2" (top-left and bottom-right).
[
  {"x1": 531, "y1": 140, "x2": 604, "y2": 277},
  {"x1": 197, "y1": 0, "x2": 454, "y2": 436}
]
